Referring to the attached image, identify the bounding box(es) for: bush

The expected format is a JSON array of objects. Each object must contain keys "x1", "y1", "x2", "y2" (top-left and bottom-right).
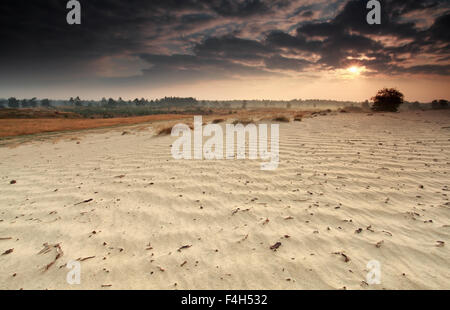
[
  {"x1": 157, "y1": 127, "x2": 173, "y2": 136},
  {"x1": 232, "y1": 119, "x2": 254, "y2": 125},
  {"x1": 371, "y1": 88, "x2": 404, "y2": 112},
  {"x1": 272, "y1": 116, "x2": 290, "y2": 122}
]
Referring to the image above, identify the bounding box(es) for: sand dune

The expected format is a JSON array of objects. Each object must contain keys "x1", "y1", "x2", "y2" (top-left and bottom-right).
[{"x1": 0, "y1": 110, "x2": 449, "y2": 289}]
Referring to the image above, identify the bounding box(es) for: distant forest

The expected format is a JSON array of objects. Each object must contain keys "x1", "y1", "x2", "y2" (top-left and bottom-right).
[
  {"x1": 0, "y1": 96, "x2": 362, "y2": 109},
  {"x1": 0, "y1": 96, "x2": 447, "y2": 117}
]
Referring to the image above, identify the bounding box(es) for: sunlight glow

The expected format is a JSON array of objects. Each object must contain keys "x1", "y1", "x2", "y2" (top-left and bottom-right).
[{"x1": 347, "y1": 66, "x2": 362, "y2": 74}]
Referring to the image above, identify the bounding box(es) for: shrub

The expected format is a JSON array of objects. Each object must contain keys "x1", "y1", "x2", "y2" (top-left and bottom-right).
[
  {"x1": 232, "y1": 119, "x2": 254, "y2": 125},
  {"x1": 272, "y1": 116, "x2": 290, "y2": 122},
  {"x1": 371, "y1": 88, "x2": 404, "y2": 112},
  {"x1": 157, "y1": 127, "x2": 173, "y2": 136}
]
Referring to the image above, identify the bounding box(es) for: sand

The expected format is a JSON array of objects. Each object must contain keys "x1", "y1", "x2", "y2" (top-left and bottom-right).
[{"x1": 0, "y1": 110, "x2": 449, "y2": 290}]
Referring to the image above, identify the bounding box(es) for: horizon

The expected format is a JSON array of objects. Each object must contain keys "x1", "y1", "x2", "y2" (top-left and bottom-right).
[{"x1": 0, "y1": 95, "x2": 444, "y2": 104}]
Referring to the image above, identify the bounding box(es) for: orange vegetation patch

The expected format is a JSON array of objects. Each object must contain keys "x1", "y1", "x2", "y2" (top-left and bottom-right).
[{"x1": 0, "y1": 114, "x2": 194, "y2": 138}]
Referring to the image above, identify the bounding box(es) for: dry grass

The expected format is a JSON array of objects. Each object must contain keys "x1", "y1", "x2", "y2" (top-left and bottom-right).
[
  {"x1": 0, "y1": 109, "x2": 318, "y2": 142},
  {"x1": 232, "y1": 119, "x2": 255, "y2": 125},
  {"x1": 0, "y1": 114, "x2": 193, "y2": 138},
  {"x1": 0, "y1": 109, "x2": 80, "y2": 119},
  {"x1": 294, "y1": 114, "x2": 303, "y2": 122}
]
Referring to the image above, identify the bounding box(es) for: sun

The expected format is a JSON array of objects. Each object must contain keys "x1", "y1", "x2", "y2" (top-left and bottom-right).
[
  {"x1": 339, "y1": 65, "x2": 366, "y2": 79},
  {"x1": 347, "y1": 66, "x2": 361, "y2": 74}
]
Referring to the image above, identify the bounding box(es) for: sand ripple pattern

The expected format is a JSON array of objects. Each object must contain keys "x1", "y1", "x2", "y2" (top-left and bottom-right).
[{"x1": 0, "y1": 111, "x2": 449, "y2": 289}]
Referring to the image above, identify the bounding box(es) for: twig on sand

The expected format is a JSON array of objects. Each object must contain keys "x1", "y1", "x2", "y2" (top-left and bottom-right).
[
  {"x1": 2, "y1": 248, "x2": 13, "y2": 255},
  {"x1": 177, "y1": 245, "x2": 192, "y2": 252},
  {"x1": 333, "y1": 252, "x2": 350, "y2": 263},
  {"x1": 0, "y1": 237, "x2": 13, "y2": 241},
  {"x1": 38, "y1": 243, "x2": 64, "y2": 271},
  {"x1": 436, "y1": 241, "x2": 445, "y2": 247},
  {"x1": 77, "y1": 256, "x2": 95, "y2": 262},
  {"x1": 74, "y1": 199, "x2": 93, "y2": 206},
  {"x1": 382, "y1": 230, "x2": 393, "y2": 237},
  {"x1": 270, "y1": 242, "x2": 282, "y2": 251}
]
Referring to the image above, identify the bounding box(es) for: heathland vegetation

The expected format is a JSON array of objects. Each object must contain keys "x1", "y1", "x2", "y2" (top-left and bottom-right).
[{"x1": 0, "y1": 94, "x2": 447, "y2": 119}]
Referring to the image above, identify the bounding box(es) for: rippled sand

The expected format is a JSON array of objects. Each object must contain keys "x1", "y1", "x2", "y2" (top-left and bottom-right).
[{"x1": 0, "y1": 110, "x2": 449, "y2": 289}]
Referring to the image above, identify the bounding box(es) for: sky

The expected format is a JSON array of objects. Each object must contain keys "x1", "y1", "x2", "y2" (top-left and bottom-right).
[{"x1": 0, "y1": 0, "x2": 449, "y2": 102}]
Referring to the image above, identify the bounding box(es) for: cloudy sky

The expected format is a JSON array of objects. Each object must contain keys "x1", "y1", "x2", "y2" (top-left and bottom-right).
[{"x1": 1, "y1": 0, "x2": 449, "y2": 101}]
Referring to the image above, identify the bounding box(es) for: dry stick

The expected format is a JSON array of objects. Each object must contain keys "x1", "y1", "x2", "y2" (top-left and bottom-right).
[
  {"x1": 74, "y1": 199, "x2": 93, "y2": 206},
  {"x1": 77, "y1": 256, "x2": 95, "y2": 262},
  {"x1": 2, "y1": 248, "x2": 13, "y2": 255},
  {"x1": 44, "y1": 244, "x2": 64, "y2": 271},
  {"x1": 177, "y1": 245, "x2": 192, "y2": 252}
]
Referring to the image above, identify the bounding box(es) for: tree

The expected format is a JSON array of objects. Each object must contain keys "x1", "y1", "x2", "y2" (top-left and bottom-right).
[
  {"x1": 361, "y1": 100, "x2": 370, "y2": 110},
  {"x1": 29, "y1": 97, "x2": 38, "y2": 108},
  {"x1": 107, "y1": 98, "x2": 117, "y2": 107},
  {"x1": 409, "y1": 101, "x2": 420, "y2": 110},
  {"x1": 439, "y1": 100, "x2": 449, "y2": 109},
  {"x1": 432, "y1": 99, "x2": 449, "y2": 110},
  {"x1": 371, "y1": 88, "x2": 404, "y2": 112},
  {"x1": 21, "y1": 99, "x2": 30, "y2": 108},
  {"x1": 117, "y1": 97, "x2": 126, "y2": 106},
  {"x1": 8, "y1": 97, "x2": 19, "y2": 108},
  {"x1": 74, "y1": 96, "x2": 83, "y2": 107},
  {"x1": 41, "y1": 99, "x2": 52, "y2": 108}
]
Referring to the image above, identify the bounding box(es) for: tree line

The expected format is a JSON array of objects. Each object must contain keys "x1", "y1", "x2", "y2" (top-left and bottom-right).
[
  {"x1": 0, "y1": 95, "x2": 448, "y2": 111},
  {"x1": 0, "y1": 96, "x2": 199, "y2": 109}
]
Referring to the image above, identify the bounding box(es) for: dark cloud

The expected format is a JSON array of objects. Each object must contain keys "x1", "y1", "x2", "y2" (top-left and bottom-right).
[
  {"x1": 264, "y1": 55, "x2": 310, "y2": 71},
  {"x1": 194, "y1": 36, "x2": 275, "y2": 61},
  {"x1": 268, "y1": 0, "x2": 450, "y2": 74},
  {"x1": 429, "y1": 13, "x2": 450, "y2": 42},
  {"x1": 0, "y1": 0, "x2": 449, "y2": 90}
]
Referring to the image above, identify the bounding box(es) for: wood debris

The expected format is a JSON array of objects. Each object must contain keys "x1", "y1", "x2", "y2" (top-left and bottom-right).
[
  {"x1": 270, "y1": 242, "x2": 282, "y2": 251},
  {"x1": 38, "y1": 243, "x2": 64, "y2": 271},
  {"x1": 2, "y1": 248, "x2": 13, "y2": 255}
]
